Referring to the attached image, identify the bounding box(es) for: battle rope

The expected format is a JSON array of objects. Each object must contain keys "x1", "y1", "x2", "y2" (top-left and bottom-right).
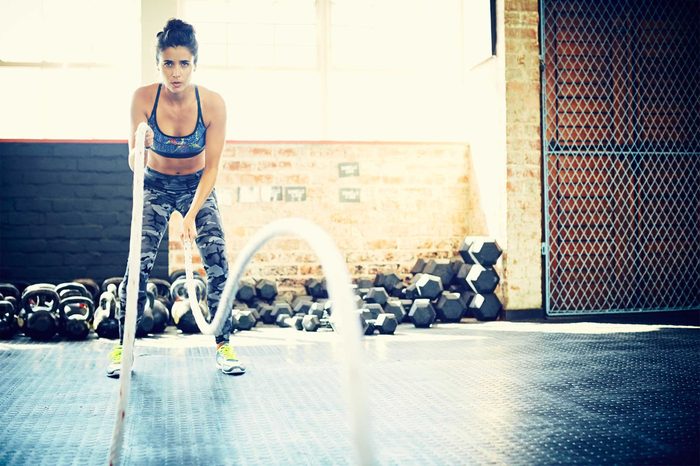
[
  {"x1": 108, "y1": 122, "x2": 370, "y2": 463},
  {"x1": 108, "y1": 122, "x2": 149, "y2": 466},
  {"x1": 183, "y1": 218, "x2": 371, "y2": 464}
]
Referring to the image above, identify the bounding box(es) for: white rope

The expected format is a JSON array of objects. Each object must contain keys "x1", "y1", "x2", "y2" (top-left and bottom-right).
[
  {"x1": 108, "y1": 122, "x2": 149, "y2": 466},
  {"x1": 108, "y1": 125, "x2": 371, "y2": 464},
  {"x1": 184, "y1": 218, "x2": 371, "y2": 465}
]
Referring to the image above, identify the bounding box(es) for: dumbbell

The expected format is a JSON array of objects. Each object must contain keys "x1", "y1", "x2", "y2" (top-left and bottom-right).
[
  {"x1": 458, "y1": 237, "x2": 503, "y2": 266},
  {"x1": 364, "y1": 287, "x2": 390, "y2": 307},
  {"x1": 236, "y1": 278, "x2": 256, "y2": 303},
  {"x1": 20, "y1": 284, "x2": 61, "y2": 341},
  {"x1": 408, "y1": 299, "x2": 436, "y2": 328},
  {"x1": 263, "y1": 301, "x2": 292, "y2": 324},
  {"x1": 305, "y1": 278, "x2": 329, "y2": 300},
  {"x1": 454, "y1": 263, "x2": 500, "y2": 294},
  {"x1": 232, "y1": 309, "x2": 256, "y2": 331},
  {"x1": 255, "y1": 278, "x2": 278, "y2": 301},
  {"x1": 276, "y1": 314, "x2": 304, "y2": 330},
  {"x1": 404, "y1": 274, "x2": 443, "y2": 300},
  {"x1": 0, "y1": 299, "x2": 18, "y2": 339},
  {"x1": 383, "y1": 299, "x2": 406, "y2": 324},
  {"x1": 435, "y1": 291, "x2": 466, "y2": 323},
  {"x1": 422, "y1": 260, "x2": 455, "y2": 290},
  {"x1": 58, "y1": 296, "x2": 94, "y2": 340},
  {"x1": 470, "y1": 293, "x2": 502, "y2": 321},
  {"x1": 359, "y1": 312, "x2": 398, "y2": 335},
  {"x1": 93, "y1": 284, "x2": 120, "y2": 340},
  {"x1": 301, "y1": 314, "x2": 335, "y2": 332}
]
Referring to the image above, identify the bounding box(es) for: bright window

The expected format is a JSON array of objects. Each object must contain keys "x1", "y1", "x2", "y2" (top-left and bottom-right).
[
  {"x1": 0, "y1": 0, "x2": 140, "y2": 139},
  {"x1": 181, "y1": 0, "x2": 494, "y2": 141}
]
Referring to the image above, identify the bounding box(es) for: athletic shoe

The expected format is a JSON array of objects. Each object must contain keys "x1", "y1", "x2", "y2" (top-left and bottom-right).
[
  {"x1": 106, "y1": 344, "x2": 123, "y2": 378},
  {"x1": 216, "y1": 343, "x2": 246, "y2": 375}
]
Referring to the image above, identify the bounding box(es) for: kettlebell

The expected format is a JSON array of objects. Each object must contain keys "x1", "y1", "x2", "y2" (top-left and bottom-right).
[
  {"x1": 94, "y1": 286, "x2": 120, "y2": 340},
  {"x1": 20, "y1": 284, "x2": 61, "y2": 341},
  {"x1": 59, "y1": 295, "x2": 94, "y2": 340}
]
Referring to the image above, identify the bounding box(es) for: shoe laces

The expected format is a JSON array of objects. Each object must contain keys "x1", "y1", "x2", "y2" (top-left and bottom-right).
[
  {"x1": 217, "y1": 344, "x2": 238, "y2": 361},
  {"x1": 110, "y1": 346, "x2": 123, "y2": 363}
]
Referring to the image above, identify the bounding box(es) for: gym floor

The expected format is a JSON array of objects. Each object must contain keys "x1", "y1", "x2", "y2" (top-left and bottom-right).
[{"x1": 0, "y1": 320, "x2": 699, "y2": 465}]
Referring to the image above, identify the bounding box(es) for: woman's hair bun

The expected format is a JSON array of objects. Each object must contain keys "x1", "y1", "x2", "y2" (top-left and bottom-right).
[{"x1": 156, "y1": 18, "x2": 199, "y2": 64}]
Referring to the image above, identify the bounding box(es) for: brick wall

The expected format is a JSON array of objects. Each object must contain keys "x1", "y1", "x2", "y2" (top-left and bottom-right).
[
  {"x1": 504, "y1": 0, "x2": 543, "y2": 310},
  {"x1": 169, "y1": 143, "x2": 480, "y2": 293},
  {"x1": 0, "y1": 142, "x2": 169, "y2": 286}
]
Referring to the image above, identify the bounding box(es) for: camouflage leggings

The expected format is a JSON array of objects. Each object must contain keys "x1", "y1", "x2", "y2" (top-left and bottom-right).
[{"x1": 118, "y1": 167, "x2": 232, "y2": 344}]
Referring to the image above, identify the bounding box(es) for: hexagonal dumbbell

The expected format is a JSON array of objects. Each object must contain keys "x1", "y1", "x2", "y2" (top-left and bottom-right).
[
  {"x1": 364, "y1": 287, "x2": 390, "y2": 307},
  {"x1": 410, "y1": 258, "x2": 427, "y2": 274},
  {"x1": 255, "y1": 279, "x2": 278, "y2": 301},
  {"x1": 413, "y1": 274, "x2": 443, "y2": 300},
  {"x1": 233, "y1": 309, "x2": 256, "y2": 331},
  {"x1": 360, "y1": 303, "x2": 383, "y2": 320},
  {"x1": 383, "y1": 298, "x2": 406, "y2": 324},
  {"x1": 435, "y1": 291, "x2": 466, "y2": 323},
  {"x1": 236, "y1": 278, "x2": 257, "y2": 303},
  {"x1": 422, "y1": 260, "x2": 455, "y2": 289},
  {"x1": 301, "y1": 314, "x2": 335, "y2": 332},
  {"x1": 408, "y1": 299, "x2": 436, "y2": 328},
  {"x1": 359, "y1": 312, "x2": 398, "y2": 335},
  {"x1": 304, "y1": 278, "x2": 328, "y2": 300},
  {"x1": 260, "y1": 301, "x2": 294, "y2": 324},
  {"x1": 293, "y1": 297, "x2": 315, "y2": 315},
  {"x1": 276, "y1": 313, "x2": 304, "y2": 330},
  {"x1": 458, "y1": 237, "x2": 503, "y2": 266},
  {"x1": 470, "y1": 294, "x2": 502, "y2": 321},
  {"x1": 454, "y1": 263, "x2": 500, "y2": 294}
]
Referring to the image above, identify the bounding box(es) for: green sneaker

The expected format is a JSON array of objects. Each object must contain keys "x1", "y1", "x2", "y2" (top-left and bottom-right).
[
  {"x1": 216, "y1": 343, "x2": 246, "y2": 375},
  {"x1": 106, "y1": 345, "x2": 123, "y2": 378}
]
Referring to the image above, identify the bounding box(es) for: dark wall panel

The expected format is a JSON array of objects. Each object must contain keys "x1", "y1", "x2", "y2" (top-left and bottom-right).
[{"x1": 0, "y1": 142, "x2": 169, "y2": 287}]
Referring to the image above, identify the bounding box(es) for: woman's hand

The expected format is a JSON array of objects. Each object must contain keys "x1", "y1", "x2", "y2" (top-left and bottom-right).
[
  {"x1": 136, "y1": 126, "x2": 154, "y2": 149},
  {"x1": 144, "y1": 126, "x2": 154, "y2": 149},
  {"x1": 181, "y1": 213, "x2": 197, "y2": 244}
]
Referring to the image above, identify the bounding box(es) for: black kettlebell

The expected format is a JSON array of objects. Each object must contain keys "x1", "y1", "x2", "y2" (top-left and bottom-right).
[
  {"x1": 59, "y1": 296, "x2": 94, "y2": 340},
  {"x1": 169, "y1": 277, "x2": 208, "y2": 334},
  {"x1": 94, "y1": 286, "x2": 120, "y2": 340},
  {"x1": 0, "y1": 300, "x2": 18, "y2": 339},
  {"x1": 146, "y1": 284, "x2": 169, "y2": 334},
  {"x1": 20, "y1": 284, "x2": 61, "y2": 341}
]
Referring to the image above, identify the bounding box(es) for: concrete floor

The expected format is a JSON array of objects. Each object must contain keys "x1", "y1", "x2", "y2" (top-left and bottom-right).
[{"x1": 0, "y1": 320, "x2": 699, "y2": 465}]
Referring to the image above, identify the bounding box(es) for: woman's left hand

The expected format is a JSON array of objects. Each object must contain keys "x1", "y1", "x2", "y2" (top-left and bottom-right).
[{"x1": 182, "y1": 213, "x2": 197, "y2": 244}]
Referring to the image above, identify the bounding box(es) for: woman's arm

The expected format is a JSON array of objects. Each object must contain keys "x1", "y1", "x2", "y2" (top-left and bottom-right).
[
  {"x1": 182, "y1": 91, "x2": 227, "y2": 241},
  {"x1": 128, "y1": 87, "x2": 152, "y2": 170}
]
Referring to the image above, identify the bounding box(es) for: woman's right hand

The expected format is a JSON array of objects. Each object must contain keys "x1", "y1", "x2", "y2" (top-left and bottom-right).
[
  {"x1": 144, "y1": 126, "x2": 154, "y2": 149},
  {"x1": 136, "y1": 126, "x2": 154, "y2": 149}
]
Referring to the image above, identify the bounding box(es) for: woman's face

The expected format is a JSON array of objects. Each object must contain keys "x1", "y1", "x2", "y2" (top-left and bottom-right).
[{"x1": 158, "y1": 46, "x2": 195, "y2": 93}]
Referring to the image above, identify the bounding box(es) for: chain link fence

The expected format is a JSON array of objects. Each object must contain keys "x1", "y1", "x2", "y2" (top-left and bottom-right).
[{"x1": 541, "y1": 0, "x2": 700, "y2": 314}]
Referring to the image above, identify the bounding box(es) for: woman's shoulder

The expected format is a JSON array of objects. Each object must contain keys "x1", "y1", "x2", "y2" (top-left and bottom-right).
[
  {"x1": 132, "y1": 83, "x2": 160, "y2": 105},
  {"x1": 197, "y1": 85, "x2": 225, "y2": 107},
  {"x1": 196, "y1": 85, "x2": 226, "y2": 121}
]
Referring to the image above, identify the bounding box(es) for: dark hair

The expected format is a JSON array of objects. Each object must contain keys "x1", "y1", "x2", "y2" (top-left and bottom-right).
[{"x1": 156, "y1": 18, "x2": 198, "y2": 65}]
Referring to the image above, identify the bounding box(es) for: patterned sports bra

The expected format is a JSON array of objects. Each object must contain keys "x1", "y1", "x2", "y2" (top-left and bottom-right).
[{"x1": 147, "y1": 84, "x2": 206, "y2": 158}]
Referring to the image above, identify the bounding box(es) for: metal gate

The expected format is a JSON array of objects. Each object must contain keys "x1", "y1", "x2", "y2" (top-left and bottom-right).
[{"x1": 540, "y1": 0, "x2": 700, "y2": 315}]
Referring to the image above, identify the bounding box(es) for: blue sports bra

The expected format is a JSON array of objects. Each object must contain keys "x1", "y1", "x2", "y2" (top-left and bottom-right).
[{"x1": 148, "y1": 84, "x2": 206, "y2": 158}]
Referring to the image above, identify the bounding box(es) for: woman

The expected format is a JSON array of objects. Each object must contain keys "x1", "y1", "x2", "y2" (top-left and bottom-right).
[{"x1": 107, "y1": 18, "x2": 244, "y2": 377}]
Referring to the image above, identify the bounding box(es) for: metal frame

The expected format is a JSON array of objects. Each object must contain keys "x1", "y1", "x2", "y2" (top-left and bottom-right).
[{"x1": 540, "y1": 0, "x2": 700, "y2": 316}]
